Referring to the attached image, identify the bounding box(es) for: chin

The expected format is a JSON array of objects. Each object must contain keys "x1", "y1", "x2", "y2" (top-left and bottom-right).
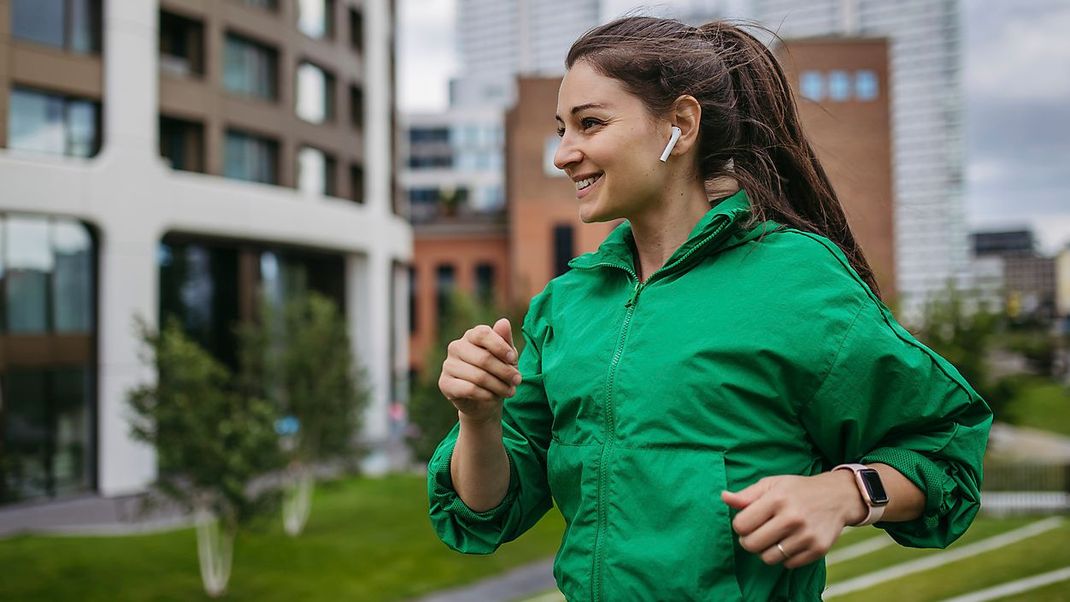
[{"x1": 577, "y1": 200, "x2": 615, "y2": 224}]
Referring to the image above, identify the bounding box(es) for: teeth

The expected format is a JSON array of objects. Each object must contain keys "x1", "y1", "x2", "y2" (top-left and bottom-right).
[{"x1": 576, "y1": 174, "x2": 601, "y2": 190}]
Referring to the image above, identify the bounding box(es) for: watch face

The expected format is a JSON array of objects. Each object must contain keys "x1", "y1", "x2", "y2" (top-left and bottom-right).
[{"x1": 860, "y1": 469, "x2": 889, "y2": 505}]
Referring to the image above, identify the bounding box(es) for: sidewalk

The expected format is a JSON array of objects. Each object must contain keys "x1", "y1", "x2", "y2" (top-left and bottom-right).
[
  {"x1": 0, "y1": 492, "x2": 189, "y2": 539},
  {"x1": 413, "y1": 558, "x2": 556, "y2": 602}
]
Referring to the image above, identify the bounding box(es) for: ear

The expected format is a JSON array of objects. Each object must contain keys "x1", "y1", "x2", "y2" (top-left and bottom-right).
[{"x1": 666, "y1": 95, "x2": 702, "y2": 158}]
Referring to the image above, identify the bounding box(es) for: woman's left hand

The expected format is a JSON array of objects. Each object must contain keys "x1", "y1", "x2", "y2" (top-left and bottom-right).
[{"x1": 721, "y1": 471, "x2": 867, "y2": 569}]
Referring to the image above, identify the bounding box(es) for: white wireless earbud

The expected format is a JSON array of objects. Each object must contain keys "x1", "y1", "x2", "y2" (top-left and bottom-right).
[{"x1": 659, "y1": 126, "x2": 682, "y2": 162}]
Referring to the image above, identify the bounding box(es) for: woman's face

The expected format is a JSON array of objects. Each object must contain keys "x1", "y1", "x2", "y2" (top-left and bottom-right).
[{"x1": 554, "y1": 60, "x2": 672, "y2": 223}]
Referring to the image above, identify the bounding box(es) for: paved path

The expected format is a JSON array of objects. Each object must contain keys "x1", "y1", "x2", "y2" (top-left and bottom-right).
[{"x1": 414, "y1": 558, "x2": 555, "y2": 602}]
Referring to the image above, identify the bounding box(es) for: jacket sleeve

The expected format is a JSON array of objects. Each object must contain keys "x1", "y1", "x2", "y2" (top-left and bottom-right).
[
  {"x1": 426, "y1": 290, "x2": 555, "y2": 554},
  {"x1": 798, "y1": 297, "x2": 993, "y2": 549}
]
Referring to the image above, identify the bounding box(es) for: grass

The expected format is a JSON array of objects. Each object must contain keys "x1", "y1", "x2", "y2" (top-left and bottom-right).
[
  {"x1": 826, "y1": 516, "x2": 1037, "y2": 582},
  {"x1": 1003, "y1": 377, "x2": 1070, "y2": 437},
  {"x1": 0, "y1": 474, "x2": 565, "y2": 601},
  {"x1": 830, "y1": 518, "x2": 1070, "y2": 602},
  {"x1": 517, "y1": 516, "x2": 1070, "y2": 602}
]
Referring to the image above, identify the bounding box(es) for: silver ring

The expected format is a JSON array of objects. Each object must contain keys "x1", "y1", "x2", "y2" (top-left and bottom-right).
[{"x1": 776, "y1": 542, "x2": 791, "y2": 560}]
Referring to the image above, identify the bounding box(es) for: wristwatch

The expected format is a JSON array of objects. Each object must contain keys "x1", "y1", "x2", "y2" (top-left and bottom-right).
[{"x1": 833, "y1": 463, "x2": 889, "y2": 526}]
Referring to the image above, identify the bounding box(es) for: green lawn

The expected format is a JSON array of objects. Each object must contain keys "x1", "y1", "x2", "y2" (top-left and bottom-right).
[
  {"x1": 0, "y1": 474, "x2": 565, "y2": 601},
  {"x1": 830, "y1": 518, "x2": 1070, "y2": 602},
  {"x1": 517, "y1": 516, "x2": 1070, "y2": 602}
]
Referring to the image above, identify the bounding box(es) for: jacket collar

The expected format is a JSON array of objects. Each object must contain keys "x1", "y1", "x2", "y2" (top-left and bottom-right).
[{"x1": 568, "y1": 188, "x2": 761, "y2": 276}]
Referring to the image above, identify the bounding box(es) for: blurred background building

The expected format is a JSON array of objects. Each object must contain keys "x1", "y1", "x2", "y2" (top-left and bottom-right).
[
  {"x1": 0, "y1": 0, "x2": 411, "y2": 506},
  {"x1": 749, "y1": 0, "x2": 968, "y2": 322}
]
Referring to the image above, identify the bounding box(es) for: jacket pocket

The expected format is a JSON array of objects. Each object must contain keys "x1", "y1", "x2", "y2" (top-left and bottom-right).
[{"x1": 601, "y1": 445, "x2": 744, "y2": 601}]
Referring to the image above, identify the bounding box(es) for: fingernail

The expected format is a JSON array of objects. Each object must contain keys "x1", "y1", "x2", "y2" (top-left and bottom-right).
[
  {"x1": 513, "y1": 373, "x2": 522, "y2": 385},
  {"x1": 507, "y1": 350, "x2": 516, "y2": 363}
]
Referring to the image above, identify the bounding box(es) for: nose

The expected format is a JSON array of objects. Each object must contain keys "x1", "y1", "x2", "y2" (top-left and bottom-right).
[{"x1": 553, "y1": 133, "x2": 581, "y2": 171}]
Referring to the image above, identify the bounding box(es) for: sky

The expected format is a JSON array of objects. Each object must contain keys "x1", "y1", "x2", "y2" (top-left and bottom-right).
[{"x1": 398, "y1": 0, "x2": 1070, "y2": 253}]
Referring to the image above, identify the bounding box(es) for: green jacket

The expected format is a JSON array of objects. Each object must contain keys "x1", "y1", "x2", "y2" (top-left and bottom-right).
[{"x1": 427, "y1": 190, "x2": 992, "y2": 601}]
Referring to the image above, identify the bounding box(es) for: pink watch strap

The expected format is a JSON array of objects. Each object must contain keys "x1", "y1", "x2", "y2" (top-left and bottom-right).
[{"x1": 833, "y1": 463, "x2": 887, "y2": 526}]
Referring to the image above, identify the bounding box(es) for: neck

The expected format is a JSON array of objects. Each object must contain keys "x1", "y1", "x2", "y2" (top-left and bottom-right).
[{"x1": 628, "y1": 176, "x2": 739, "y2": 282}]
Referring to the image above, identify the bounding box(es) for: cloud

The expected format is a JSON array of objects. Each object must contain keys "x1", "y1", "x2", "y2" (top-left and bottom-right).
[{"x1": 967, "y1": 4, "x2": 1070, "y2": 102}]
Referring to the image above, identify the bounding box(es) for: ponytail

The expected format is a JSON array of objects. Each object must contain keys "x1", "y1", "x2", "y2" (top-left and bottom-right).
[{"x1": 567, "y1": 17, "x2": 883, "y2": 299}]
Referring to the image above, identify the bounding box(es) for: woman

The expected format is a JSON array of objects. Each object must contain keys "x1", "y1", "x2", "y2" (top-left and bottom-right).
[{"x1": 427, "y1": 16, "x2": 992, "y2": 601}]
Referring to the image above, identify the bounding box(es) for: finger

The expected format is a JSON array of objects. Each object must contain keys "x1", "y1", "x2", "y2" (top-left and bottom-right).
[
  {"x1": 773, "y1": 531, "x2": 824, "y2": 570},
  {"x1": 444, "y1": 356, "x2": 516, "y2": 399},
  {"x1": 492, "y1": 318, "x2": 518, "y2": 364},
  {"x1": 439, "y1": 374, "x2": 502, "y2": 404},
  {"x1": 455, "y1": 339, "x2": 521, "y2": 387},
  {"x1": 467, "y1": 324, "x2": 516, "y2": 366},
  {"x1": 744, "y1": 515, "x2": 797, "y2": 561},
  {"x1": 721, "y1": 478, "x2": 770, "y2": 510},
  {"x1": 728, "y1": 490, "x2": 778, "y2": 537}
]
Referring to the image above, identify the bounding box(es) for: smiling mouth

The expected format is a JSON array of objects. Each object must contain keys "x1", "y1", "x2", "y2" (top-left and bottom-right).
[{"x1": 575, "y1": 173, "x2": 603, "y2": 191}]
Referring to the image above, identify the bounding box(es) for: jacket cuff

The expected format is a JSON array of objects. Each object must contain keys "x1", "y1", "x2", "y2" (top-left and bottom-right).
[
  {"x1": 859, "y1": 446, "x2": 956, "y2": 533},
  {"x1": 429, "y1": 438, "x2": 520, "y2": 524}
]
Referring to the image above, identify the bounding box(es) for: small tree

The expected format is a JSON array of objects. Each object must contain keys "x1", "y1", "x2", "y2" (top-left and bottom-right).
[
  {"x1": 128, "y1": 317, "x2": 281, "y2": 597},
  {"x1": 238, "y1": 292, "x2": 370, "y2": 536},
  {"x1": 407, "y1": 291, "x2": 526, "y2": 463},
  {"x1": 917, "y1": 285, "x2": 1006, "y2": 417}
]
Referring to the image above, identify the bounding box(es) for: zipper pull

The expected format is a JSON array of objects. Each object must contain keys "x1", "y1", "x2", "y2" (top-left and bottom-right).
[{"x1": 625, "y1": 281, "x2": 644, "y2": 308}]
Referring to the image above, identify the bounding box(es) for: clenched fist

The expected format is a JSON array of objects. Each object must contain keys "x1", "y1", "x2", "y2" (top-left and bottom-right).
[{"x1": 438, "y1": 317, "x2": 522, "y2": 424}]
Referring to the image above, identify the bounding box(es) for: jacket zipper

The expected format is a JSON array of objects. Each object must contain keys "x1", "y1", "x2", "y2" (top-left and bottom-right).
[
  {"x1": 591, "y1": 264, "x2": 638, "y2": 601},
  {"x1": 588, "y1": 215, "x2": 733, "y2": 600}
]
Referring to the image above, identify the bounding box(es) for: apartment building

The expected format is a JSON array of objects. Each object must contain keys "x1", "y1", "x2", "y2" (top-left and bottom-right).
[{"x1": 0, "y1": 0, "x2": 411, "y2": 505}]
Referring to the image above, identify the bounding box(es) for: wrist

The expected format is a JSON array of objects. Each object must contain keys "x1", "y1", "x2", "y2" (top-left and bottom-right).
[
  {"x1": 831, "y1": 468, "x2": 869, "y2": 526},
  {"x1": 458, "y1": 410, "x2": 503, "y2": 430}
]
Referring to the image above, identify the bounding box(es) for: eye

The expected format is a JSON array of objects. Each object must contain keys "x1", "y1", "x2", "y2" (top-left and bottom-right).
[
  {"x1": 556, "y1": 127, "x2": 565, "y2": 137},
  {"x1": 580, "y1": 117, "x2": 603, "y2": 130}
]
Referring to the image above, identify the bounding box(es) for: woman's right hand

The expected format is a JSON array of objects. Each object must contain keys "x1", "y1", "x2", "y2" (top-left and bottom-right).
[{"x1": 438, "y1": 317, "x2": 522, "y2": 424}]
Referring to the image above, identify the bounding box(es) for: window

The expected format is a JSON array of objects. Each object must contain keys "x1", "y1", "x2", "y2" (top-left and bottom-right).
[
  {"x1": 297, "y1": 0, "x2": 334, "y2": 39},
  {"x1": 475, "y1": 263, "x2": 495, "y2": 306},
  {"x1": 350, "y1": 164, "x2": 365, "y2": 204},
  {"x1": 238, "y1": 0, "x2": 278, "y2": 9},
  {"x1": 12, "y1": 0, "x2": 101, "y2": 54},
  {"x1": 223, "y1": 33, "x2": 278, "y2": 100},
  {"x1": 0, "y1": 215, "x2": 97, "y2": 504},
  {"x1": 799, "y1": 70, "x2": 823, "y2": 101},
  {"x1": 159, "y1": 116, "x2": 205, "y2": 173},
  {"x1": 224, "y1": 130, "x2": 279, "y2": 184},
  {"x1": 7, "y1": 87, "x2": 100, "y2": 157},
  {"x1": 435, "y1": 264, "x2": 455, "y2": 321},
  {"x1": 349, "y1": 85, "x2": 364, "y2": 130},
  {"x1": 828, "y1": 70, "x2": 850, "y2": 101},
  {"x1": 297, "y1": 147, "x2": 337, "y2": 197},
  {"x1": 6, "y1": 217, "x2": 52, "y2": 333},
  {"x1": 296, "y1": 62, "x2": 336, "y2": 123},
  {"x1": 51, "y1": 220, "x2": 94, "y2": 333},
  {"x1": 159, "y1": 11, "x2": 205, "y2": 77},
  {"x1": 553, "y1": 225, "x2": 574, "y2": 277},
  {"x1": 855, "y1": 70, "x2": 879, "y2": 101},
  {"x1": 349, "y1": 8, "x2": 364, "y2": 53},
  {"x1": 409, "y1": 127, "x2": 449, "y2": 144}
]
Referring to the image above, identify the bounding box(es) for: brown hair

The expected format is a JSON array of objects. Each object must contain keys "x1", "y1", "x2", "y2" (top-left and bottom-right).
[{"x1": 566, "y1": 16, "x2": 882, "y2": 298}]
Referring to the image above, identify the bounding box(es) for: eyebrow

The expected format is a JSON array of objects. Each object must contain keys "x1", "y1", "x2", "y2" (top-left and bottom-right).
[{"x1": 554, "y1": 103, "x2": 609, "y2": 122}]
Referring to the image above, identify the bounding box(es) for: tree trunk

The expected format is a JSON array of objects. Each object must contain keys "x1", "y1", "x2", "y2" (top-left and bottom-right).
[
  {"x1": 195, "y1": 506, "x2": 235, "y2": 597},
  {"x1": 282, "y1": 464, "x2": 315, "y2": 536}
]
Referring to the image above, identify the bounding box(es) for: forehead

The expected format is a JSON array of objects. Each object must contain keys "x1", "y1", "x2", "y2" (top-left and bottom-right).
[{"x1": 556, "y1": 60, "x2": 642, "y2": 117}]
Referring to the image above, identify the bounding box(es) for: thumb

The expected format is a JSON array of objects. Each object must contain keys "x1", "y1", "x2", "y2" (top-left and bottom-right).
[
  {"x1": 721, "y1": 480, "x2": 768, "y2": 510},
  {"x1": 492, "y1": 317, "x2": 517, "y2": 362}
]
